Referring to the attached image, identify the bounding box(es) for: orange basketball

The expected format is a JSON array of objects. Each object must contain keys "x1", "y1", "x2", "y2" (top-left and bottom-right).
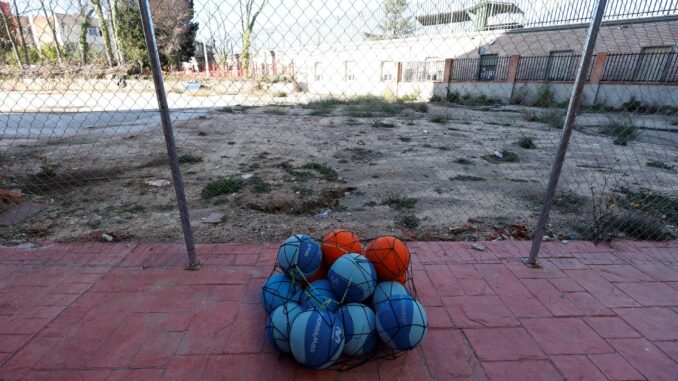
[
  {"x1": 302, "y1": 262, "x2": 327, "y2": 287},
  {"x1": 321, "y1": 229, "x2": 362, "y2": 267},
  {"x1": 397, "y1": 271, "x2": 407, "y2": 284},
  {"x1": 363, "y1": 236, "x2": 410, "y2": 281}
]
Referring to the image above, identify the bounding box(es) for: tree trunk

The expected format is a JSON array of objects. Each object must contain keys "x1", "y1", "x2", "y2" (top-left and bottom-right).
[
  {"x1": 0, "y1": 6, "x2": 23, "y2": 69},
  {"x1": 242, "y1": 27, "x2": 251, "y2": 74},
  {"x1": 91, "y1": 0, "x2": 115, "y2": 67},
  {"x1": 111, "y1": 0, "x2": 125, "y2": 65},
  {"x1": 39, "y1": 1, "x2": 62, "y2": 64},
  {"x1": 78, "y1": 11, "x2": 92, "y2": 65},
  {"x1": 12, "y1": 0, "x2": 29, "y2": 65}
]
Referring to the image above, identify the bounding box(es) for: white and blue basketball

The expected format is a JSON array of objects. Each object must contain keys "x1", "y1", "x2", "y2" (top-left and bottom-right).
[
  {"x1": 372, "y1": 281, "x2": 411, "y2": 306},
  {"x1": 261, "y1": 273, "x2": 302, "y2": 314},
  {"x1": 277, "y1": 234, "x2": 322, "y2": 281},
  {"x1": 328, "y1": 253, "x2": 377, "y2": 303},
  {"x1": 301, "y1": 279, "x2": 340, "y2": 312},
  {"x1": 289, "y1": 309, "x2": 345, "y2": 369},
  {"x1": 265, "y1": 302, "x2": 304, "y2": 353},
  {"x1": 338, "y1": 303, "x2": 378, "y2": 356},
  {"x1": 375, "y1": 296, "x2": 428, "y2": 350}
]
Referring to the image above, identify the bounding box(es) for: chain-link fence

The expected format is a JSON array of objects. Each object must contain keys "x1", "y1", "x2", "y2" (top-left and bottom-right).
[{"x1": 1, "y1": 0, "x2": 677, "y2": 260}]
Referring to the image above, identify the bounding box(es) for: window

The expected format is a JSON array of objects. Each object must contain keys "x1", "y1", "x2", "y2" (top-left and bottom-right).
[
  {"x1": 477, "y1": 54, "x2": 498, "y2": 80},
  {"x1": 314, "y1": 62, "x2": 323, "y2": 81},
  {"x1": 87, "y1": 27, "x2": 100, "y2": 37},
  {"x1": 547, "y1": 50, "x2": 575, "y2": 81},
  {"x1": 344, "y1": 61, "x2": 356, "y2": 81},
  {"x1": 381, "y1": 61, "x2": 396, "y2": 81},
  {"x1": 425, "y1": 59, "x2": 443, "y2": 81},
  {"x1": 403, "y1": 62, "x2": 425, "y2": 82},
  {"x1": 634, "y1": 46, "x2": 673, "y2": 82}
]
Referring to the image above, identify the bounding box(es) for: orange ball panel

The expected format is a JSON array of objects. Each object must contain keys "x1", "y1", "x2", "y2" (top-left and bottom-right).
[
  {"x1": 321, "y1": 229, "x2": 362, "y2": 267},
  {"x1": 302, "y1": 262, "x2": 327, "y2": 287},
  {"x1": 363, "y1": 236, "x2": 410, "y2": 281}
]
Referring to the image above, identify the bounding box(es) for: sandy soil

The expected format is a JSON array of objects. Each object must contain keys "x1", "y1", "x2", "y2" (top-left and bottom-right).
[{"x1": 1, "y1": 101, "x2": 677, "y2": 244}]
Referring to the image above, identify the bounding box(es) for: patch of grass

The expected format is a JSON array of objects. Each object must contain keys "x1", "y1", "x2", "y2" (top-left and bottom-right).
[
  {"x1": 429, "y1": 94, "x2": 442, "y2": 102},
  {"x1": 612, "y1": 210, "x2": 675, "y2": 240},
  {"x1": 372, "y1": 121, "x2": 396, "y2": 128},
  {"x1": 304, "y1": 97, "x2": 342, "y2": 116},
  {"x1": 292, "y1": 185, "x2": 312, "y2": 197},
  {"x1": 617, "y1": 187, "x2": 678, "y2": 225},
  {"x1": 646, "y1": 160, "x2": 673, "y2": 170},
  {"x1": 343, "y1": 96, "x2": 404, "y2": 118},
  {"x1": 540, "y1": 109, "x2": 566, "y2": 129},
  {"x1": 399, "y1": 136, "x2": 412, "y2": 142},
  {"x1": 201, "y1": 176, "x2": 245, "y2": 199},
  {"x1": 279, "y1": 162, "x2": 313, "y2": 181},
  {"x1": 454, "y1": 158, "x2": 473, "y2": 165},
  {"x1": 303, "y1": 162, "x2": 338, "y2": 180},
  {"x1": 602, "y1": 119, "x2": 640, "y2": 146},
  {"x1": 408, "y1": 103, "x2": 429, "y2": 113},
  {"x1": 197, "y1": 131, "x2": 208, "y2": 136},
  {"x1": 335, "y1": 205, "x2": 349, "y2": 212},
  {"x1": 363, "y1": 200, "x2": 378, "y2": 207},
  {"x1": 482, "y1": 150, "x2": 519, "y2": 163},
  {"x1": 517, "y1": 137, "x2": 536, "y2": 149},
  {"x1": 249, "y1": 177, "x2": 271, "y2": 193},
  {"x1": 533, "y1": 85, "x2": 556, "y2": 108},
  {"x1": 396, "y1": 214, "x2": 420, "y2": 229},
  {"x1": 265, "y1": 108, "x2": 287, "y2": 115},
  {"x1": 450, "y1": 175, "x2": 486, "y2": 181},
  {"x1": 382, "y1": 195, "x2": 418, "y2": 210},
  {"x1": 436, "y1": 146, "x2": 450, "y2": 151},
  {"x1": 429, "y1": 115, "x2": 449, "y2": 124},
  {"x1": 273, "y1": 91, "x2": 287, "y2": 98},
  {"x1": 178, "y1": 153, "x2": 203, "y2": 164},
  {"x1": 338, "y1": 159, "x2": 349, "y2": 164},
  {"x1": 345, "y1": 118, "x2": 360, "y2": 125},
  {"x1": 36, "y1": 158, "x2": 58, "y2": 178},
  {"x1": 671, "y1": 119, "x2": 678, "y2": 126},
  {"x1": 246, "y1": 163, "x2": 260, "y2": 172},
  {"x1": 217, "y1": 106, "x2": 234, "y2": 113}
]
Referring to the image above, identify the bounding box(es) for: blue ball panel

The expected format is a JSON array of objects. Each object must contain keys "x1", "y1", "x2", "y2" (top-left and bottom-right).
[
  {"x1": 261, "y1": 273, "x2": 301, "y2": 314},
  {"x1": 375, "y1": 296, "x2": 428, "y2": 350},
  {"x1": 290, "y1": 310, "x2": 344, "y2": 369}
]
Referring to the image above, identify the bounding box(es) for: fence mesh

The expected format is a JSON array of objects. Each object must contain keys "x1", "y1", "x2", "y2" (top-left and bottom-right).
[{"x1": 1, "y1": 0, "x2": 677, "y2": 250}]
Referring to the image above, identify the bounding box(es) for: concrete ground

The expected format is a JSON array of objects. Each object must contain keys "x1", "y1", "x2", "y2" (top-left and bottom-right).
[{"x1": 1, "y1": 240, "x2": 677, "y2": 380}]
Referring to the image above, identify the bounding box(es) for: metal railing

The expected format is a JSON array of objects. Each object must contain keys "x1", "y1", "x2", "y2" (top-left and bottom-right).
[
  {"x1": 402, "y1": 60, "x2": 445, "y2": 82},
  {"x1": 602, "y1": 52, "x2": 678, "y2": 82},
  {"x1": 450, "y1": 56, "x2": 510, "y2": 81},
  {"x1": 516, "y1": 54, "x2": 594, "y2": 81}
]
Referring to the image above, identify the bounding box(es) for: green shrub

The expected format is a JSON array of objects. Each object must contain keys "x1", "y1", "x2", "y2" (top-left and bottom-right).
[
  {"x1": 303, "y1": 162, "x2": 338, "y2": 180},
  {"x1": 178, "y1": 153, "x2": 203, "y2": 164},
  {"x1": 201, "y1": 176, "x2": 245, "y2": 198},
  {"x1": 396, "y1": 214, "x2": 420, "y2": 229},
  {"x1": 383, "y1": 195, "x2": 418, "y2": 210},
  {"x1": 602, "y1": 119, "x2": 640, "y2": 146},
  {"x1": 517, "y1": 137, "x2": 536, "y2": 149}
]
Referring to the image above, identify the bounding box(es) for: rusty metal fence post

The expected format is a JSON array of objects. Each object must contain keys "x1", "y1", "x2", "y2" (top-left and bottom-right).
[
  {"x1": 525, "y1": 0, "x2": 609, "y2": 266},
  {"x1": 137, "y1": 0, "x2": 199, "y2": 269}
]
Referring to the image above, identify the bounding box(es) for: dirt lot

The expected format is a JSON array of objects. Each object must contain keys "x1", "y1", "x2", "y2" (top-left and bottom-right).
[{"x1": 1, "y1": 97, "x2": 677, "y2": 244}]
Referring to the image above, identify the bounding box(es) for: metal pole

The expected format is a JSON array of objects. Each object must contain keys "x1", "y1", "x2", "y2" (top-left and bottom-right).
[
  {"x1": 524, "y1": 0, "x2": 608, "y2": 267},
  {"x1": 137, "y1": 0, "x2": 200, "y2": 269}
]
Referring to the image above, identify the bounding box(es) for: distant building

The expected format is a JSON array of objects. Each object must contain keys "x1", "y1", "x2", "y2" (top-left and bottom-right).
[{"x1": 28, "y1": 12, "x2": 110, "y2": 54}]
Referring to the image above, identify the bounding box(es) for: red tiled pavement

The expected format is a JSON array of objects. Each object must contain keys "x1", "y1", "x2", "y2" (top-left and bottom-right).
[{"x1": 0, "y1": 240, "x2": 677, "y2": 380}]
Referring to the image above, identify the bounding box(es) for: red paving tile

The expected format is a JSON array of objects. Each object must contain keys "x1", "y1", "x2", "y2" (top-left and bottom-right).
[
  {"x1": 521, "y1": 318, "x2": 614, "y2": 355},
  {"x1": 0, "y1": 241, "x2": 676, "y2": 380},
  {"x1": 550, "y1": 355, "x2": 607, "y2": 381},
  {"x1": 481, "y1": 360, "x2": 563, "y2": 381},
  {"x1": 588, "y1": 353, "x2": 645, "y2": 381}
]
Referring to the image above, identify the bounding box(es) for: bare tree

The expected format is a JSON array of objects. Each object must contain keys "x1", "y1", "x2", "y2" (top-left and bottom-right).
[
  {"x1": 238, "y1": 0, "x2": 265, "y2": 74},
  {"x1": 91, "y1": 0, "x2": 115, "y2": 66},
  {"x1": 151, "y1": 0, "x2": 198, "y2": 69},
  {"x1": 37, "y1": 0, "x2": 62, "y2": 64},
  {"x1": 12, "y1": 0, "x2": 29, "y2": 64}
]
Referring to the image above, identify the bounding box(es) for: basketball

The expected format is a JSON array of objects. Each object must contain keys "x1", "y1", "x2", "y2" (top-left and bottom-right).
[
  {"x1": 289, "y1": 309, "x2": 345, "y2": 369},
  {"x1": 397, "y1": 272, "x2": 407, "y2": 284},
  {"x1": 375, "y1": 295, "x2": 428, "y2": 350},
  {"x1": 302, "y1": 262, "x2": 327, "y2": 288},
  {"x1": 338, "y1": 303, "x2": 378, "y2": 356},
  {"x1": 363, "y1": 236, "x2": 410, "y2": 281},
  {"x1": 261, "y1": 273, "x2": 302, "y2": 314},
  {"x1": 301, "y1": 279, "x2": 340, "y2": 312},
  {"x1": 277, "y1": 234, "x2": 322, "y2": 281},
  {"x1": 327, "y1": 253, "x2": 377, "y2": 303},
  {"x1": 265, "y1": 302, "x2": 304, "y2": 353},
  {"x1": 321, "y1": 229, "x2": 362, "y2": 267},
  {"x1": 372, "y1": 281, "x2": 410, "y2": 306}
]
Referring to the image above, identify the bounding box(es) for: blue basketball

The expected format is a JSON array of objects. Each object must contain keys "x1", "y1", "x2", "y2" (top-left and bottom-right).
[
  {"x1": 277, "y1": 234, "x2": 322, "y2": 281},
  {"x1": 338, "y1": 303, "x2": 378, "y2": 356},
  {"x1": 328, "y1": 253, "x2": 377, "y2": 303},
  {"x1": 289, "y1": 309, "x2": 344, "y2": 369},
  {"x1": 375, "y1": 296, "x2": 428, "y2": 350},
  {"x1": 372, "y1": 281, "x2": 411, "y2": 306},
  {"x1": 265, "y1": 302, "x2": 304, "y2": 353},
  {"x1": 301, "y1": 279, "x2": 340, "y2": 312},
  {"x1": 261, "y1": 273, "x2": 302, "y2": 314}
]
